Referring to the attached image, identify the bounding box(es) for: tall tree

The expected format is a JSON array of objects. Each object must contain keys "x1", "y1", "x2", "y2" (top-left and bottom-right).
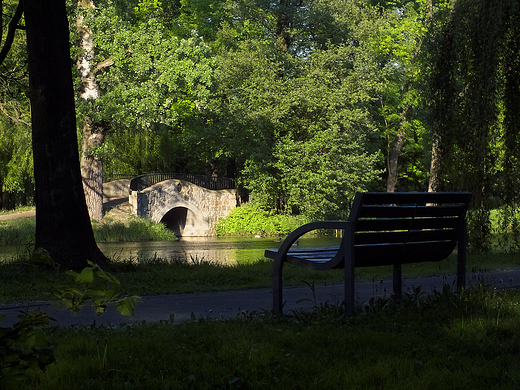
[
  {"x1": 371, "y1": 0, "x2": 440, "y2": 193},
  {"x1": 23, "y1": 0, "x2": 107, "y2": 269}
]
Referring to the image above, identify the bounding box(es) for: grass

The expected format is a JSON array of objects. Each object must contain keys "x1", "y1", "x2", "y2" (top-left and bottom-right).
[
  {"x1": 0, "y1": 213, "x2": 174, "y2": 246},
  {"x1": 10, "y1": 286, "x2": 520, "y2": 389},
  {"x1": 0, "y1": 248, "x2": 519, "y2": 304},
  {"x1": 2, "y1": 206, "x2": 520, "y2": 388}
]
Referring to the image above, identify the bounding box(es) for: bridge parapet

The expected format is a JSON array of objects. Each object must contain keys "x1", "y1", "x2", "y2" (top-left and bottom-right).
[
  {"x1": 130, "y1": 173, "x2": 235, "y2": 192},
  {"x1": 130, "y1": 178, "x2": 237, "y2": 237}
]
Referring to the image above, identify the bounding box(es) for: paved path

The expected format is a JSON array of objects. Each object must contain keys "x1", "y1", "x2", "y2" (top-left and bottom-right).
[
  {"x1": 0, "y1": 198, "x2": 128, "y2": 222},
  {"x1": 1, "y1": 269, "x2": 518, "y2": 327},
  {"x1": 0, "y1": 210, "x2": 35, "y2": 221}
]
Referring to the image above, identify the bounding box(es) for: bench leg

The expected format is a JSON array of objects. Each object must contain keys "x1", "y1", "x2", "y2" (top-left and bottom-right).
[
  {"x1": 272, "y1": 257, "x2": 284, "y2": 314},
  {"x1": 457, "y1": 221, "x2": 467, "y2": 291},
  {"x1": 345, "y1": 224, "x2": 355, "y2": 315},
  {"x1": 393, "y1": 263, "x2": 402, "y2": 299}
]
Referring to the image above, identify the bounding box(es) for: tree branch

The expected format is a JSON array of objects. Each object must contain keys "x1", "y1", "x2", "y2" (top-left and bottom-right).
[{"x1": 0, "y1": 1, "x2": 24, "y2": 66}]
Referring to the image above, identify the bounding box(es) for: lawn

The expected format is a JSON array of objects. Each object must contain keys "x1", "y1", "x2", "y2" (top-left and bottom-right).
[{"x1": 10, "y1": 286, "x2": 520, "y2": 389}]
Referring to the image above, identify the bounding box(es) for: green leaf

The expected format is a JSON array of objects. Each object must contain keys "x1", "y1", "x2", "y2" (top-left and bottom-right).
[
  {"x1": 75, "y1": 268, "x2": 94, "y2": 284},
  {"x1": 95, "y1": 304, "x2": 107, "y2": 316},
  {"x1": 115, "y1": 296, "x2": 140, "y2": 317}
]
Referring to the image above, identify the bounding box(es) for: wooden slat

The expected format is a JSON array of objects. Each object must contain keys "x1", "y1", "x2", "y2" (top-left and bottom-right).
[
  {"x1": 355, "y1": 229, "x2": 458, "y2": 245},
  {"x1": 358, "y1": 204, "x2": 467, "y2": 218},
  {"x1": 360, "y1": 192, "x2": 472, "y2": 206},
  {"x1": 286, "y1": 249, "x2": 342, "y2": 270},
  {"x1": 355, "y1": 217, "x2": 461, "y2": 232},
  {"x1": 354, "y1": 241, "x2": 456, "y2": 266}
]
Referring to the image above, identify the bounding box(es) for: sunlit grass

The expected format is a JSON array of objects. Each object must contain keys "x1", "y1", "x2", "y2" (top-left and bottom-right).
[{"x1": 0, "y1": 214, "x2": 174, "y2": 246}]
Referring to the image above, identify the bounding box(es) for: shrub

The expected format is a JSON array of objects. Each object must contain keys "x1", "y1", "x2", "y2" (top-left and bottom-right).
[{"x1": 216, "y1": 202, "x2": 307, "y2": 236}]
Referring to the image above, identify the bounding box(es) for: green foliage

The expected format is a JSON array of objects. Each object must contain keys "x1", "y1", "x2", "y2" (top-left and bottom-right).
[
  {"x1": 55, "y1": 261, "x2": 140, "y2": 316},
  {"x1": 134, "y1": 0, "x2": 163, "y2": 19},
  {"x1": 78, "y1": 2, "x2": 217, "y2": 176},
  {"x1": 0, "y1": 116, "x2": 34, "y2": 209},
  {"x1": 213, "y1": 18, "x2": 384, "y2": 216},
  {"x1": 371, "y1": 0, "x2": 448, "y2": 191},
  {"x1": 76, "y1": 0, "x2": 386, "y2": 218},
  {"x1": 0, "y1": 1, "x2": 33, "y2": 210},
  {"x1": 0, "y1": 310, "x2": 55, "y2": 387},
  {"x1": 216, "y1": 201, "x2": 307, "y2": 236}
]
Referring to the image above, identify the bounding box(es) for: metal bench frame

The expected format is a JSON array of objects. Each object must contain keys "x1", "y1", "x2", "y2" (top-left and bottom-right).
[{"x1": 265, "y1": 192, "x2": 472, "y2": 315}]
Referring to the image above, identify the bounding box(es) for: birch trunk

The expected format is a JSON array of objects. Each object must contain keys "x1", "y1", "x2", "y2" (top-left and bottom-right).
[{"x1": 77, "y1": 0, "x2": 105, "y2": 221}]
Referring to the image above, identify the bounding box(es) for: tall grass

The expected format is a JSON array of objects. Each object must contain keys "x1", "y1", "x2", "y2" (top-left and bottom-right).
[
  {"x1": 0, "y1": 217, "x2": 35, "y2": 246},
  {"x1": 0, "y1": 215, "x2": 174, "y2": 246},
  {"x1": 91, "y1": 216, "x2": 174, "y2": 242},
  {"x1": 14, "y1": 286, "x2": 520, "y2": 389}
]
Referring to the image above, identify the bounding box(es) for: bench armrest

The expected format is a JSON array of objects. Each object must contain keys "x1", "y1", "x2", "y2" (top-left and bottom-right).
[{"x1": 266, "y1": 221, "x2": 350, "y2": 261}]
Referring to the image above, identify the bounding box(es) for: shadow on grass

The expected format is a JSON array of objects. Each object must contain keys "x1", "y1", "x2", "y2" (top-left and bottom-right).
[{"x1": 13, "y1": 284, "x2": 520, "y2": 390}]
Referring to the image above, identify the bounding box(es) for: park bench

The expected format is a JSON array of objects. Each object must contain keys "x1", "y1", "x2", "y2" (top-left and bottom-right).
[{"x1": 265, "y1": 192, "x2": 472, "y2": 315}]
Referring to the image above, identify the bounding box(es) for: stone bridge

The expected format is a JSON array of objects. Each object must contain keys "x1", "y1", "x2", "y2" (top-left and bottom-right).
[{"x1": 128, "y1": 174, "x2": 237, "y2": 237}]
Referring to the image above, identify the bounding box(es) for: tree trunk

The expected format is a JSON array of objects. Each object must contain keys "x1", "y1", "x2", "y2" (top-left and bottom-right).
[
  {"x1": 276, "y1": 0, "x2": 292, "y2": 50},
  {"x1": 81, "y1": 118, "x2": 105, "y2": 221},
  {"x1": 427, "y1": 136, "x2": 440, "y2": 192},
  {"x1": 386, "y1": 105, "x2": 409, "y2": 193},
  {"x1": 386, "y1": 129, "x2": 406, "y2": 193},
  {"x1": 77, "y1": 1, "x2": 106, "y2": 221},
  {"x1": 24, "y1": 0, "x2": 107, "y2": 269}
]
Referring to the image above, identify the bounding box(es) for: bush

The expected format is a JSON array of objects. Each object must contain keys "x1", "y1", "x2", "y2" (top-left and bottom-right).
[{"x1": 216, "y1": 202, "x2": 307, "y2": 236}]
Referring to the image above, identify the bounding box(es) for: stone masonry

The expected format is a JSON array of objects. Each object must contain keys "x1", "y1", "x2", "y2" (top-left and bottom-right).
[{"x1": 130, "y1": 179, "x2": 237, "y2": 236}]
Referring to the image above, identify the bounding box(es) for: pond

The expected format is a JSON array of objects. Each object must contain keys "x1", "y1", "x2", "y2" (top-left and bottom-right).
[{"x1": 0, "y1": 236, "x2": 343, "y2": 265}]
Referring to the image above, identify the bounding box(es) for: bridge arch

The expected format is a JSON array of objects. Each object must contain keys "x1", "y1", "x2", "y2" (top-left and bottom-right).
[
  {"x1": 130, "y1": 177, "x2": 237, "y2": 237},
  {"x1": 155, "y1": 200, "x2": 210, "y2": 237}
]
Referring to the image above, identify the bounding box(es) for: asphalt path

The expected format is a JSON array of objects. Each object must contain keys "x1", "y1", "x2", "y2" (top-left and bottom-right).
[{"x1": 1, "y1": 268, "x2": 519, "y2": 327}]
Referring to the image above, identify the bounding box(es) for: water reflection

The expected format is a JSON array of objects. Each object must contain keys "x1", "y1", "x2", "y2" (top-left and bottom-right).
[
  {"x1": 99, "y1": 236, "x2": 342, "y2": 265},
  {"x1": 0, "y1": 236, "x2": 342, "y2": 266}
]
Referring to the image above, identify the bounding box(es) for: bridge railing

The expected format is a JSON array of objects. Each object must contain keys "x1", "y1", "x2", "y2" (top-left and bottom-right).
[{"x1": 129, "y1": 173, "x2": 236, "y2": 192}]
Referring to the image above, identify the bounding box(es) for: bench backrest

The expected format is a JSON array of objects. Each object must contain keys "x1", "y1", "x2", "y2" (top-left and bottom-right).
[{"x1": 346, "y1": 192, "x2": 472, "y2": 267}]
